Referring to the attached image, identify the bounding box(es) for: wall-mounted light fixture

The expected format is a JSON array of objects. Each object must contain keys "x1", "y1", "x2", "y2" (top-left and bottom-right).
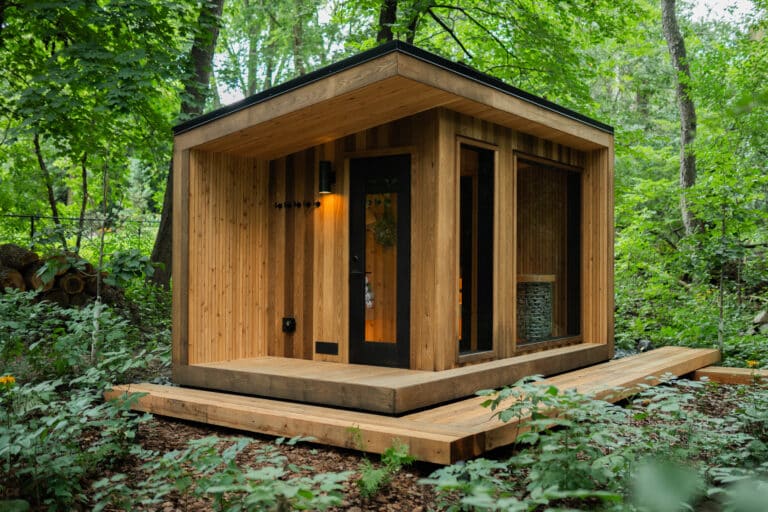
[{"x1": 318, "y1": 160, "x2": 335, "y2": 194}]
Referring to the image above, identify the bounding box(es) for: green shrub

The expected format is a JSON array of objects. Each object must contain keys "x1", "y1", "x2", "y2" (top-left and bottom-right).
[
  {"x1": 92, "y1": 436, "x2": 353, "y2": 511},
  {"x1": 356, "y1": 440, "x2": 415, "y2": 499},
  {"x1": 0, "y1": 289, "x2": 168, "y2": 387},
  {"x1": 0, "y1": 379, "x2": 149, "y2": 510},
  {"x1": 425, "y1": 376, "x2": 768, "y2": 511}
]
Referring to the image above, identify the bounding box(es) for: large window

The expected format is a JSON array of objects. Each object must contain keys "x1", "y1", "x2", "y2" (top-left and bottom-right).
[
  {"x1": 516, "y1": 158, "x2": 581, "y2": 345},
  {"x1": 459, "y1": 144, "x2": 494, "y2": 354}
]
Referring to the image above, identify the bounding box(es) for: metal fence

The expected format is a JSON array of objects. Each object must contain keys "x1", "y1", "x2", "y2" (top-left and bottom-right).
[{"x1": 0, "y1": 213, "x2": 160, "y2": 258}]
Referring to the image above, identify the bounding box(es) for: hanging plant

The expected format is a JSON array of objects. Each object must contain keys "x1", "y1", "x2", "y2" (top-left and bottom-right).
[{"x1": 373, "y1": 200, "x2": 396, "y2": 248}]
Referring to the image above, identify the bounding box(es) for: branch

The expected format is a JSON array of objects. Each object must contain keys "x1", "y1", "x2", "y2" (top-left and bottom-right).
[
  {"x1": 432, "y1": 4, "x2": 511, "y2": 59},
  {"x1": 483, "y1": 62, "x2": 547, "y2": 75},
  {"x1": 33, "y1": 132, "x2": 68, "y2": 250},
  {"x1": 0, "y1": 116, "x2": 12, "y2": 146},
  {"x1": 75, "y1": 152, "x2": 88, "y2": 254},
  {"x1": 427, "y1": 8, "x2": 472, "y2": 60}
]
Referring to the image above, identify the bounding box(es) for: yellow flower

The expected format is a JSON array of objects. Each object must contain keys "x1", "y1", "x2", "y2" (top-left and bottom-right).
[
  {"x1": 746, "y1": 360, "x2": 760, "y2": 368},
  {"x1": 0, "y1": 375, "x2": 15, "y2": 386}
]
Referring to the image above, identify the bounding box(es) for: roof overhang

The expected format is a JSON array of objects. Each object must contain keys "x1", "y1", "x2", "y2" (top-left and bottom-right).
[{"x1": 174, "y1": 41, "x2": 613, "y2": 159}]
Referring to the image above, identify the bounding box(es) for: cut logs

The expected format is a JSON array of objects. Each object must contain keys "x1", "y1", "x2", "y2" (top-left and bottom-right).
[
  {"x1": 22, "y1": 261, "x2": 53, "y2": 292},
  {"x1": 0, "y1": 242, "x2": 121, "y2": 309},
  {"x1": 0, "y1": 243, "x2": 39, "y2": 270},
  {"x1": 59, "y1": 272, "x2": 86, "y2": 295},
  {"x1": 0, "y1": 266, "x2": 25, "y2": 291}
]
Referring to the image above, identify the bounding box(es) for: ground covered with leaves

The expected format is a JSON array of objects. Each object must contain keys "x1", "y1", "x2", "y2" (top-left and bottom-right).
[{"x1": 109, "y1": 416, "x2": 438, "y2": 512}]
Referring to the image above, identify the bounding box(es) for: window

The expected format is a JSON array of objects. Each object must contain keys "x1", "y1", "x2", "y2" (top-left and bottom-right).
[
  {"x1": 516, "y1": 158, "x2": 581, "y2": 344},
  {"x1": 459, "y1": 144, "x2": 494, "y2": 354}
]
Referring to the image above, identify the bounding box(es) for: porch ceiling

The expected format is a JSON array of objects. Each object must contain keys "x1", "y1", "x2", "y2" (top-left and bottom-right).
[{"x1": 174, "y1": 47, "x2": 612, "y2": 159}]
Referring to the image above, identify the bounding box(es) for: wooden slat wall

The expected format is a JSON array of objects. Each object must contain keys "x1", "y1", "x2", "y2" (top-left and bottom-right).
[
  {"x1": 187, "y1": 151, "x2": 269, "y2": 364},
  {"x1": 267, "y1": 150, "x2": 316, "y2": 360},
  {"x1": 312, "y1": 142, "x2": 349, "y2": 362},
  {"x1": 415, "y1": 110, "x2": 457, "y2": 370}
]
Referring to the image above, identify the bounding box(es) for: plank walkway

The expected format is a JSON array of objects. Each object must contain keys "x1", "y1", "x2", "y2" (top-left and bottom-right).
[{"x1": 106, "y1": 346, "x2": 719, "y2": 464}]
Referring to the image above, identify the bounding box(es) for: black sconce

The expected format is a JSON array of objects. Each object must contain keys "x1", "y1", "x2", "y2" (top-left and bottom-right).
[{"x1": 318, "y1": 160, "x2": 335, "y2": 194}]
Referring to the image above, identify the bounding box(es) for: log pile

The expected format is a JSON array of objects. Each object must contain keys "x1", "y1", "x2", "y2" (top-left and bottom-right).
[{"x1": 0, "y1": 243, "x2": 115, "y2": 308}]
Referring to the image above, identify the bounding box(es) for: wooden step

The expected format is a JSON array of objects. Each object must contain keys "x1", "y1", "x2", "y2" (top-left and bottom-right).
[
  {"x1": 106, "y1": 346, "x2": 720, "y2": 464},
  {"x1": 694, "y1": 366, "x2": 768, "y2": 385},
  {"x1": 174, "y1": 343, "x2": 609, "y2": 413}
]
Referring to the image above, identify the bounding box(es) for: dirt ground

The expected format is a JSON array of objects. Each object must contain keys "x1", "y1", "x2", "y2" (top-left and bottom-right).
[{"x1": 110, "y1": 416, "x2": 444, "y2": 511}]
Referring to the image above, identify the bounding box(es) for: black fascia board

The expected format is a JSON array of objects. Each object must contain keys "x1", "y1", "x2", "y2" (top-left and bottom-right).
[{"x1": 173, "y1": 40, "x2": 613, "y2": 136}]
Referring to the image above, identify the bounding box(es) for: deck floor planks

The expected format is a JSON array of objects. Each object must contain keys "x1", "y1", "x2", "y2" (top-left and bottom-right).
[{"x1": 108, "y1": 346, "x2": 720, "y2": 464}]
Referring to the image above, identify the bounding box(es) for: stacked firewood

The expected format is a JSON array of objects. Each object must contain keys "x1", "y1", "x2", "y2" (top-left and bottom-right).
[{"x1": 0, "y1": 243, "x2": 112, "y2": 307}]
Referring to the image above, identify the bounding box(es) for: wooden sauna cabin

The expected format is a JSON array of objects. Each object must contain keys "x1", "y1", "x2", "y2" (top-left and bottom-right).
[{"x1": 170, "y1": 41, "x2": 615, "y2": 414}]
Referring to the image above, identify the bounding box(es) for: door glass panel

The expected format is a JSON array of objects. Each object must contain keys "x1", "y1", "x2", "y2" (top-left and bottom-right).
[
  {"x1": 364, "y1": 186, "x2": 398, "y2": 343},
  {"x1": 350, "y1": 154, "x2": 410, "y2": 368}
]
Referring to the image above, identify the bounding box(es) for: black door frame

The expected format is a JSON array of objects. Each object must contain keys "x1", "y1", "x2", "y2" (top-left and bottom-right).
[{"x1": 349, "y1": 154, "x2": 411, "y2": 368}]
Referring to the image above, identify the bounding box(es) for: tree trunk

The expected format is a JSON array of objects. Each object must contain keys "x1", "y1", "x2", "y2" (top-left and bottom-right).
[
  {"x1": 75, "y1": 152, "x2": 88, "y2": 254},
  {"x1": 377, "y1": 0, "x2": 397, "y2": 42},
  {"x1": 23, "y1": 261, "x2": 53, "y2": 291},
  {"x1": 292, "y1": 0, "x2": 308, "y2": 75},
  {"x1": 661, "y1": 0, "x2": 701, "y2": 235},
  {"x1": 150, "y1": 0, "x2": 225, "y2": 288},
  {"x1": 33, "y1": 132, "x2": 68, "y2": 250}
]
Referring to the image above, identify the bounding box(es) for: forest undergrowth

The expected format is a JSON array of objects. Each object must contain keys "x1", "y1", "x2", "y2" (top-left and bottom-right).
[{"x1": 1, "y1": 283, "x2": 768, "y2": 511}]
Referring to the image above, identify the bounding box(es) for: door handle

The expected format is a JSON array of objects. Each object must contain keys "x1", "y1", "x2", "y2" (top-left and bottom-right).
[{"x1": 350, "y1": 255, "x2": 363, "y2": 277}]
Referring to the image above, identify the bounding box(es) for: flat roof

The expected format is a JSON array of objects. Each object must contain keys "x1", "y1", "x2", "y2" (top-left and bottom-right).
[{"x1": 174, "y1": 41, "x2": 613, "y2": 137}]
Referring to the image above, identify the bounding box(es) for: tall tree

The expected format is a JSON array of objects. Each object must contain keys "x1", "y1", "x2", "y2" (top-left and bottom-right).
[
  {"x1": 661, "y1": 0, "x2": 701, "y2": 235},
  {"x1": 0, "y1": 0, "x2": 186, "y2": 252},
  {"x1": 151, "y1": 0, "x2": 225, "y2": 287}
]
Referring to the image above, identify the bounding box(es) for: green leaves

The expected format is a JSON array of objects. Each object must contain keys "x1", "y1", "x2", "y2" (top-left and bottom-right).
[{"x1": 92, "y1": 435, "x2": 352, "y2": 511}]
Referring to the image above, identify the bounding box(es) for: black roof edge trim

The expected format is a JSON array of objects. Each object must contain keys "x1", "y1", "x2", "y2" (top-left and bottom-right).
[{"x1": 173, "y1": 40, "x2": 613, "y2": 137}]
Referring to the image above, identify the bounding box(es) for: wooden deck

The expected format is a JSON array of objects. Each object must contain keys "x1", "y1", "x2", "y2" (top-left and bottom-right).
[
  {"x1": 107, "y1": 346, "x2": 719, "y2": 464},
  {"x1": 173, "y1": 343, "x2": 610, "y2": 413}
]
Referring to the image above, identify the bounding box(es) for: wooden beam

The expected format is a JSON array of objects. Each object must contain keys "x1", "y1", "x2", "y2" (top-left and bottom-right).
[
  {"x1": 172, "y1": 149, "x2": 190, "y2": 370},
  {"x1": 105, "y1": 382, "x2": 470, "y2": 465},
  {"x1": 395, "y1": 54, "x2": 612, "y2": 150},
  {"x1": 694, "y1": 366, "x2": 768, "y2": 386},
  {"x1": 174, "y1": 343, "x2": 607, "y2": 414}
]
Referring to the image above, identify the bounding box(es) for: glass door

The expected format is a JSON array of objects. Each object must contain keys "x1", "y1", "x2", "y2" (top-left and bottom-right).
[{"x1": 349, "y1": 155, "x2": 410, "y2": 367}]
